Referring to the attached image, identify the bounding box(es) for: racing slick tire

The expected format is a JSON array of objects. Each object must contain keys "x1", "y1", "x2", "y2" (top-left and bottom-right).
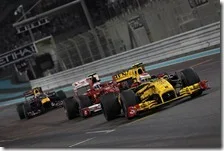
[
  {"x1": 77, "y1": 95, "x2": 93, "y2": 117},
  {"x1": 16, "y1": 103, "x2": 25, "y2": 120},
  {"x1": 56, "y1": 90, "x2": 67, "y2": 100},
  {"x1": 41, "y1": 105, "x2": 46, "y2": 113},
  {"x1": 77, "y1": 95, "x2": 93, "y2": 109},
  {"x1": 180, "y1": 68, "x2": 202, "y2": 97},
  {"x1": 120, "y1": 89, "x2": 138, "y2": 119},
  {"x1": 23, "y1": 103, "x2": 32, "y2": 119},
  {"x1": 63, "y1": 97, "x2": 79, "y2": 120},
  {"x1": 100, "y1": 93, "x2": 121, "y2": 121}
]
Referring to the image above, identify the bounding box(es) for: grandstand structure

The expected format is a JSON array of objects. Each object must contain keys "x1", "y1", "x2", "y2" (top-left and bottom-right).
[{"x1": 0, "y1": 0, "x2": 221, "y2": 83}]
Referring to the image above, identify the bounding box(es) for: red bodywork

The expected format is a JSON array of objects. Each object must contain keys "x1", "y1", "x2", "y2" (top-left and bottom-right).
[
  {"x1": 73, "y1": 76, "x2": 120, "y2": 117},
  {"x1": 85, "y1": 81, "x2": 120, "y2": 104}
]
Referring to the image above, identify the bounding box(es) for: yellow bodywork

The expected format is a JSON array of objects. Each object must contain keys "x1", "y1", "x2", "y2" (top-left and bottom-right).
[
  {"x1": 113, "y1": 63, "x2": 145, "y2": 83},
  {"x1": 41, "y1": 97, "x2": 50, "y2": 104},
  {"x1": 136, "y1": 78, "x2": 176, "y2": 103},
  {"x1": 133, "y1": 79, "x2": 203, "y2": 112},
  {"x1": 33, "y1": 87, "x2": 42, "y2": 96},
  {"x1": 113, "y1": 63, "x2": 206, "y2": 115},
  {"x1": 179, "y1": 82, "x2": 202, "y2": 95}
]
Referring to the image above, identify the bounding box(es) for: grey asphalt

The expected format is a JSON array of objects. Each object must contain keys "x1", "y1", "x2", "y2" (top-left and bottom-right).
[{"x1": 0, "y1": 53, "x2": 221, "y2": 148}]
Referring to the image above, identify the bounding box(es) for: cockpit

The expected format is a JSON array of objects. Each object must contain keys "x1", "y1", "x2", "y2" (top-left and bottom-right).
[
  {"x1": 139, "y1": 73, "x2": 151, "y2": 83},
  {"x1": 36, "y1": 93, "x2": 48, "y2": 99},
  {"x1": 93, "y1": 82, "x2": 101, "y2": 90}
]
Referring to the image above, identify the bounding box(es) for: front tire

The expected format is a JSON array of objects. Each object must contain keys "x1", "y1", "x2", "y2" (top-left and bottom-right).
[
  {"x1": 56, "y1": 90, "x2": 67, "y2": 100},
  {"x1": 120, "y1": 90, "x2": 138, "y2": 119},
  {"x1": 100, "y1": 93, "x2": 121, "y2": 121},
  {"x1": 23, "y1": 103, "x2": 31, "y2": 119},
  {"x1": 180, "y1": 68, "x2": 202, "y2": 97}
]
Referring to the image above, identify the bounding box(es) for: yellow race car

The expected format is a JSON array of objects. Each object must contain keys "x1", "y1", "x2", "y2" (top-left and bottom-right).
[{"x1": 100, "y1": 63, "x2": 209, "y2": 121}]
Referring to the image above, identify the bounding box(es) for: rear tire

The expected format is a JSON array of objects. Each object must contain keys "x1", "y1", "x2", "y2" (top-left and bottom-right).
[
  {"x1": 23, "y1": 103, "x2": 31, "y2": 119},
  {"x1": 56, "y1": 90, "x2": 67, "y2": 100},
  {"x1": 100, "y1": 93, "x2": 121, "y2": 121},
  {"x1": 63, "y1": 97, "x2": 79, "y2": 120},
  {"x1": 16, "y1": 103, "x2": 25, "y2": 120},
  {"x1": 120, "y1": 90, "x2": 138, "y2": 119},
  {"x1": 180, "y1": 68, "x2": 202, "y2": 97}
]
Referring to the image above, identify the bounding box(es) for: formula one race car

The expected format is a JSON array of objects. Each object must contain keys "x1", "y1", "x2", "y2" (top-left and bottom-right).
[
  {"x1": 63, "y1": 73, "x2": 119, "y2": 120},
  {"x1": 16, "y1": 87, "x2": 66, "y2": 120},
  {"x1": 100, "y1": 63, "x2": 210, "y2": 121}
]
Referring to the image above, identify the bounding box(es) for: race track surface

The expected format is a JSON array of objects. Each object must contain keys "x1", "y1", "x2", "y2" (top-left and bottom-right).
[{"x1": 0, "y1": 53, "x2": 221, "y2": 148}]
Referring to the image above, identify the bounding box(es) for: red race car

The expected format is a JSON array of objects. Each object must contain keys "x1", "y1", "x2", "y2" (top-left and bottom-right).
[{"x1": 63, "y1": 73, "x2": 119, "y2": 120}]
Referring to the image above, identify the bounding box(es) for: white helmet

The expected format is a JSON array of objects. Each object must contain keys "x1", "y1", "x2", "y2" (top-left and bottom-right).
[{"x1": 139, "y1": 72, "x2": 151, "y2": 82}]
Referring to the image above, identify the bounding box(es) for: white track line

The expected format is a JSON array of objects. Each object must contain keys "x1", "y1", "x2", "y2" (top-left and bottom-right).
[
  {"x1": 69, "y1": 137, "x2": 95, "y2": 147},
  {"x1": 86, "y1": 129, "x2": 115, "y2": 134},
  {"x1": 0, "y1": 138, "x2": 18, "y2": 143}
]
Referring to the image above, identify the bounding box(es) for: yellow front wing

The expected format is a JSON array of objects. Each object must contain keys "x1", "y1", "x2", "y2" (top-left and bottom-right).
[{"x1": 136, "y1": 83, "x2": 204, "y2": 112}]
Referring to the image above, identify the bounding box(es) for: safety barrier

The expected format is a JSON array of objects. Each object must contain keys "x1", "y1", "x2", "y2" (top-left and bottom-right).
[{"x1": 30, "y1": 21, "x2": 220, "y2": 90}]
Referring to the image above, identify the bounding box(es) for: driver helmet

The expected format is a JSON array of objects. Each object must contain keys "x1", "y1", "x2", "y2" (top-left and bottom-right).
[
  {"x1": 139, "y1": 72, "x2": 151, "y2": 83},
  {"x1": 93, "y1": 82, "x2": 101, "y2": 89}
]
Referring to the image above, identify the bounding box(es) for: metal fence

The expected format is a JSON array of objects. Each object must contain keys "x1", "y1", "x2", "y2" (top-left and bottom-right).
[
  {"x1": 30, "y1": 21, "x2": 220, "y2": 90},
  {"x1": 53, "y1": 0, "x2": 220, "y2": 72},
  {"x1": 55, "y1": 26, "x2": 126, "y2": 70}
]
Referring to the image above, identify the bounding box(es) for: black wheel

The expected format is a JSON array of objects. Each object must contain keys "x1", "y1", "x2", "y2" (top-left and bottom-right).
[
  {"x1": 41, "y1": 105, "x2": 46, "y2": 113},
  {"x1": 165, "y1": 73, "x2": 179, "y2": 87},
  {"x1": 77, "y1": 95, "x2": 93, "y2": 109},
  {"x1": 56, "y1": 90, "x2": 67, "y2": 100},
  {"x1": 180, "y1": 68, "x2": 202, "y2": 97},
  {"x1": 63, "y1": 97, "x2": 79, "y2": 120},
  {"x1": 77, "y1": 95, "x2": 93, "y2": 117},
  {"x1": 120, "y1": 89, "x2": 138, "y2": 119},
  {"x1": 23, "y1": 103, "x2": 31, "y2": 119},
  {"x1": 42, "y1": 101, "x2": 52, "y2": 110},
  {"x1": 16, "y1": 103, "x2": 25, "y2": 120},
  {"x1": 100, "y1": 93, "x2": 121, "y2": 121}
]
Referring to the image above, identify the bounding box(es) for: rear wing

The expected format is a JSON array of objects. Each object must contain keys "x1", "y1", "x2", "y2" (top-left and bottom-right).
[
  {"x1": 24, "y1": 87, "x2": 43, "y2": 97},
  {"x1": 112, "y1": 63, "x2": 146, "y2": 83},
  {"x1": 23, "y1": 90, "x2": 34, "y2": 97},
  {"x1": 72, "y1": 74, "x2": 101, "y2": 90},
  {"x1": 72, "y1": 78, "x2": 91, "y2": 90},
  {"x1": 132, "y1": 62, "x2": 144, "y2": 68},
  {"x1": 87, "y1": 73, "x2": 100, "y2": 82},
  {"x1": 45, "y1": 91, "x2": 56, "y2": 97}
]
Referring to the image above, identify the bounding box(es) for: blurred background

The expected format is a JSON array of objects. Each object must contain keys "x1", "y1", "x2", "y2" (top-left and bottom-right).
[{"x1": 0, "y1": 0, "x2": 220, "y2": 101}]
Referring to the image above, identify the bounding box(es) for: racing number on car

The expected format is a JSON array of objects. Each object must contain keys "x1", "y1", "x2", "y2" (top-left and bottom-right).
[{"x1": 114, "y1": 71, "x2": 129, "y2": 79}]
